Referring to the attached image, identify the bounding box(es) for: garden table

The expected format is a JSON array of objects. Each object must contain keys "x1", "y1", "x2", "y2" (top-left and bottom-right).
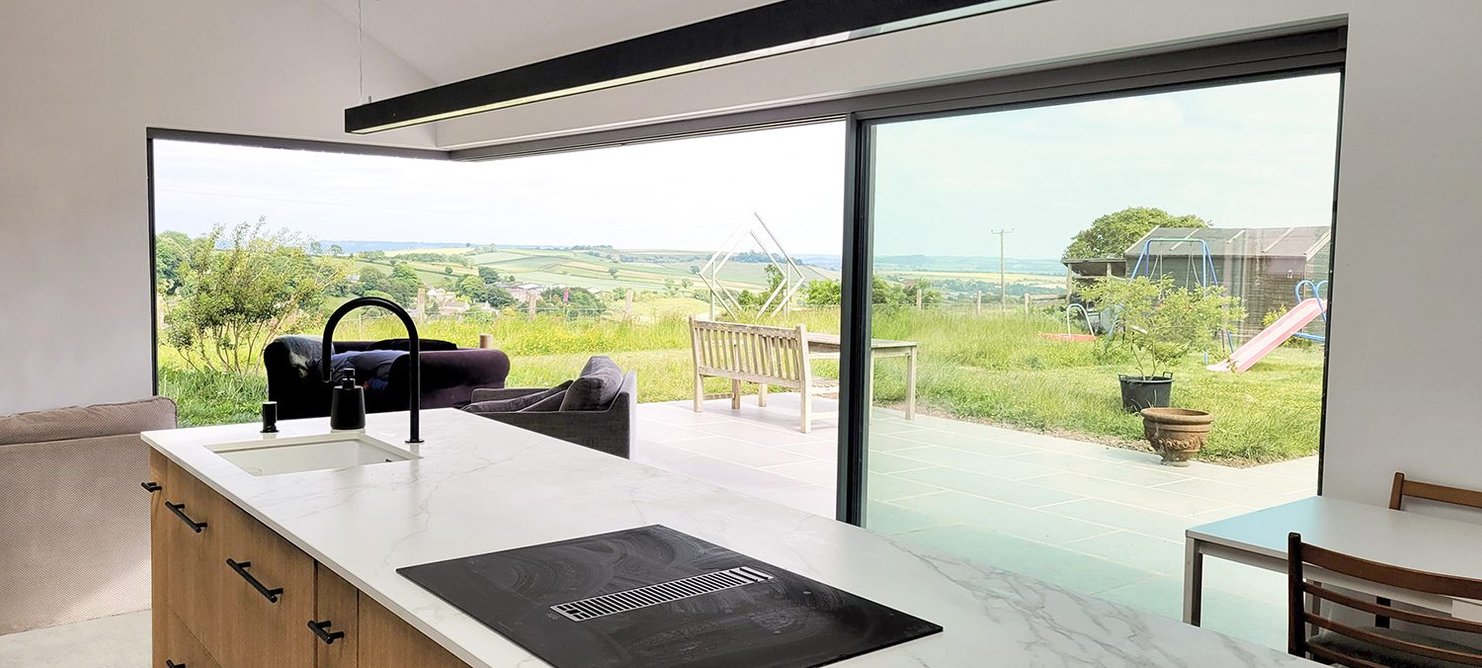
[{"x1": 803, "y1": 333, "x2": 918, "y2": 419}]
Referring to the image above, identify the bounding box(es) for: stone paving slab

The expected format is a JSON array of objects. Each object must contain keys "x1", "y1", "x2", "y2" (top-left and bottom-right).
[{"x1": 631, "y1": 394, "x2": 1317, "y2": 650}]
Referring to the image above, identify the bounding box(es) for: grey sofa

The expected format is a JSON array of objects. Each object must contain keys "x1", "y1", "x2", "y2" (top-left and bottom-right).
[
  {"x1": 464, "y1": 356, "x2": 636, "y2": 458},
  {"x1": 0, "y1": 397, "x2": 177, "y2": 634}
]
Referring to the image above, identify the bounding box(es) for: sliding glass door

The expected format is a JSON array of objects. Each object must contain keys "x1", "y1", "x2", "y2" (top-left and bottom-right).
[{"x1": 846, "y1": 71, "x2": 1342, "y2": 647}]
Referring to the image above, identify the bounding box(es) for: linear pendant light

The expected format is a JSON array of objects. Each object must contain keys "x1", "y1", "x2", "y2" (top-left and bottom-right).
[{"x1": 345, "y1": 0, "x2": 1031, "y2": 134}]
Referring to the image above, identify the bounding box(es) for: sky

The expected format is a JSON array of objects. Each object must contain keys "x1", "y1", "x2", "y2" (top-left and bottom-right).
[{"x1": 154, "y1": 72, "x2": 1341, "y2": 259}]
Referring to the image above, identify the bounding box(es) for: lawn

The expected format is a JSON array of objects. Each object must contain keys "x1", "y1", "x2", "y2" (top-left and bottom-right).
[{"x1": 157, "y1": 306, "x2": 1323, "y2": 465}]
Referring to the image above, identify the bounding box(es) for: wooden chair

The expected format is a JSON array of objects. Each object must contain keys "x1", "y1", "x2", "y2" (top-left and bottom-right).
[
  {"x1": 1287, "y1": 531, "x2": 1482, "y2": 666},
  {"x1": 1390, "y1": 472, "x2": 1482, "y2": 512}
]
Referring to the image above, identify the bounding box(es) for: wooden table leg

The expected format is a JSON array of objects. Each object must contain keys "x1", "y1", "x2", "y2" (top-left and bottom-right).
[
  {"x1": 1183, "y1": 537, "x2": 1204, "y2": 626},
  {"x1": 905, "y1": 348, "x2": 917, "y2": 420},
  {"x1": 758, "y1": 383, "x2": 768, "y2": 407}
]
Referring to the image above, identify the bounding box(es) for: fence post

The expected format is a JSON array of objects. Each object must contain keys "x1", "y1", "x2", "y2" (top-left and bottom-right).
[
  {"x1": 478, "y1": 333, "x2": 493, "y2": 349},
  {"x1": 975, "y1": 290, "x2": 982, "y2": 316},
  {"x1": 916, "y1": 289, "x2": 924, "y2": 310},
  {"x1": 1023, "y1": 293, "x2": 1030, "y2": 316},
  {"x1": 625, "y1": 289, "x2": 634, "y2": 320},
  {"x1": 527, "y1": 293, "x2": 538, "y2": 317}
]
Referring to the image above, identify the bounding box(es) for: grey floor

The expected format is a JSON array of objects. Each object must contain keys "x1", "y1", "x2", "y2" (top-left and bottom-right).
[
  {"x1": 633, "y1": 393, "x2": 1318, "y2": 649},
  {"x1": 0, "y1": 610, "x2": 150, "y2": 667},
  {"x1": 0, "y1": 394, "x2": 1315, "y2": 661}
]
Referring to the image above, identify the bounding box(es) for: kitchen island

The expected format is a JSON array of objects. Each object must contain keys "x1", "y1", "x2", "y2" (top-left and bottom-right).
[{"x1": 143, "y1": 408, "x2": 1310, "y2": 667}]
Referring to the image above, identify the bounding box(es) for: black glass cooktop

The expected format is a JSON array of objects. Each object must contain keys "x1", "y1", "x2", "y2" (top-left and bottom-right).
[{"x1": 397, "y1": 525, "x2": 941, "y2": 668}]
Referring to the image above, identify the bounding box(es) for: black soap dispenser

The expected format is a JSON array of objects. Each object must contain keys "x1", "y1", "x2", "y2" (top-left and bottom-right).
[{"x1": 329, "y1": 371, "x2": 366, "y2": 431}]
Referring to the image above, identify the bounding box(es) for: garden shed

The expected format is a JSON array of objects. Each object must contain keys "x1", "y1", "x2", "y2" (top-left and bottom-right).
[{"x1": 1124, "y1": 226, "x2": 1332, "y2": 341}]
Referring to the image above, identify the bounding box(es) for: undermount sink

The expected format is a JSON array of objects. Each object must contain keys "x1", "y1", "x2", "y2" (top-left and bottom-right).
[{"x1": 208, "y1": 432, "x2": 418, "y2": 476}]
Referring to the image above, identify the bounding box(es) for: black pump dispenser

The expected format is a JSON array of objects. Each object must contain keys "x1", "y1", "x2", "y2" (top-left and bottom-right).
[{"x1": 329, "y1": 371, "x2": 366, "y2": 431}]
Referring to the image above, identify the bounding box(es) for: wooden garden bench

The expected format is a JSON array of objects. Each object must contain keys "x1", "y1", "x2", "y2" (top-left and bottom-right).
[{"x1": 689, "y1": 318, "x2": 830, "y2": 432}]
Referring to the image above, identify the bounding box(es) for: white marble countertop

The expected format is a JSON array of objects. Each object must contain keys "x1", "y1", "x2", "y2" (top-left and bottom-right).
[{"x1": 143, "y1": 409, "x2": 1311, "y2": 667}]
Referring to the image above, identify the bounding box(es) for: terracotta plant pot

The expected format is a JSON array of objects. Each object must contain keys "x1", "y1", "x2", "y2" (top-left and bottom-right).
[{"x1": 1139, "y1": 407, "x2": 1214, "y2": 467}]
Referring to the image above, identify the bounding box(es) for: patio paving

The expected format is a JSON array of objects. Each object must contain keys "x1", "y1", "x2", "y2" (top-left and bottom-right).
[{"x1": 631, "y1": 392, "x2": 1318, "y2": 650}]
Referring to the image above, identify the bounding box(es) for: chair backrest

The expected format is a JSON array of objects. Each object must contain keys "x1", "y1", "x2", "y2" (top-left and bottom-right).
[
  {"x1": 1389, "y1": 472, "x2": 1482, "y2": 511},
  {"x1": 689, "y1": 318, "x2": 810, "y2": 386},
  {"x1": 1287, "y1": 532, "x2": 1482, "y2": 666}
]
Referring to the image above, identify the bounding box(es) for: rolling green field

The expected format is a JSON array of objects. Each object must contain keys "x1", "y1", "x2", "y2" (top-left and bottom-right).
[
  {"x1": 372, "y1": 246, "x2": 836, "y2": 293},
  {"x1": 159, "y1": 305, "x2": 1322, "y2": 465}
]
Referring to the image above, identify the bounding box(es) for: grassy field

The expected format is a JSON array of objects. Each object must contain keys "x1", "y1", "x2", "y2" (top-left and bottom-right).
[
  {"x1": 158, "y1": 307, "x2": 1322, "y2": 465},
  {"x1": 373, "y1": 246, "x2": 836, "y2": 293}
]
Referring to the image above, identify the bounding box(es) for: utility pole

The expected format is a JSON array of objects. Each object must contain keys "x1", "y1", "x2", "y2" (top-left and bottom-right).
[{"x1": 991, "y1": 228, "x2": 1014, "y2": 312}]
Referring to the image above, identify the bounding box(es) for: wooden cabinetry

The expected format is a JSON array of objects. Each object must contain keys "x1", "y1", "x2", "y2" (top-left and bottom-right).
[{"x1": 151, "y1": 460, "x2": 471, "y2": 668}]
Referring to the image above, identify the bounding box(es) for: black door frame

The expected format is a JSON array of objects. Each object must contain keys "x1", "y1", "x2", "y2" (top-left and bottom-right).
[{"x1": 835, "y1": 60, "x2": 1347, "y2": 525}]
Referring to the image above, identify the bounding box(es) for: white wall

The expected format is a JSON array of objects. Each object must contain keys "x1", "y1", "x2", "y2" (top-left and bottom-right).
[
  {"x1": 0, "y1": 1, "x2": 434, "y2": 415},
  {"x1": 435, "y1": 0, "x2": 1482, "y2": 506}
]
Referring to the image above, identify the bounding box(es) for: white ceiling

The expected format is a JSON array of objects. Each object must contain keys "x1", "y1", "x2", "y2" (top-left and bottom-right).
[{"x1": 317, "y1": 0, "x2": 779, "y2": 87}]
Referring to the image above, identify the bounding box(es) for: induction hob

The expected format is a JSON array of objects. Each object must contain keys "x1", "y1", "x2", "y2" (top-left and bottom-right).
[{"x1": 397, "y1": 525, "x2": 941, "y2": 668}]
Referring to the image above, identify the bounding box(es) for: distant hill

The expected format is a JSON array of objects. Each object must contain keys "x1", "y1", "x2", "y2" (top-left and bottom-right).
[
  {"x1": 321, "y1": 240, "x2": 486, "y2": 254},
  {"x1": 800, "y1": 254, "x2": 1064, "y2": 276}
]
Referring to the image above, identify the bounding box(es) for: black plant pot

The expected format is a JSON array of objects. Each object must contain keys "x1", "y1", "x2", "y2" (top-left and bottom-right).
[{"x1": 1119, "y1": 373, "x2": 1173, "y2": 412}]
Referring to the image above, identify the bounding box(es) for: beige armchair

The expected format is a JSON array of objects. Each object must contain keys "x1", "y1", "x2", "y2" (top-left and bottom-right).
[{"x1": 0, "y1": 397, "x2": 176, "y2": 635}]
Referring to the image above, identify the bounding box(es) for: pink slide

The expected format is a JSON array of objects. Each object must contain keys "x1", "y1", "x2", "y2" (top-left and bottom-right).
[{"x1": 1208, "y1": 298, "x2": 1325, "y2": 373}]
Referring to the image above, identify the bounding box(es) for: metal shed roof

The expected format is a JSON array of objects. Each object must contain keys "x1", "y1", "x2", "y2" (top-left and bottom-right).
[{"x1": 1124, "y1": 226, "x2": 1331, "y2": 260}]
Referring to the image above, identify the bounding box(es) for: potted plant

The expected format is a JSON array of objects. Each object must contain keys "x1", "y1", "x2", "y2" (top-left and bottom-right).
[
  {"x1": 1140, "y1": 407, "x2": 1215, "y2": 466},
  {"x1": 1081, "y1": 276, "x2": 1241, "y2": 412}
]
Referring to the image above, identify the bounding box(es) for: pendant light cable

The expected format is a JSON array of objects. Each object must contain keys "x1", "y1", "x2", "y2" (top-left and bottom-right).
[{"x1": 357, "y1": 0, "x2": 366, "y2": 103}]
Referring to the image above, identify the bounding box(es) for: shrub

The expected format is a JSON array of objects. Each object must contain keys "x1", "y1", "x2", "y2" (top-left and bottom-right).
[{"x1": 1080, "y1": 275, "x2": 1242, "y2": 377}]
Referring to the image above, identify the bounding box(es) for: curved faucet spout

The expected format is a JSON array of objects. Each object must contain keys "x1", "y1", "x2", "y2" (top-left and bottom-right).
[{"x1": 321, "y1": 296, "x2": 422, "y2": 445}]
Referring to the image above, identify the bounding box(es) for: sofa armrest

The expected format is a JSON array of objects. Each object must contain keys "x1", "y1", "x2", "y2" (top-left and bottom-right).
[
  {"x1": 475, "y1": 408, "x2": 630, "y2": 459},
  {"x1": 470, "y1": 387, "x2": 548, "y2": 402}
]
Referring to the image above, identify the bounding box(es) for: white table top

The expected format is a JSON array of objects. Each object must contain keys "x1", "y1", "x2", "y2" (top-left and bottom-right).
[
  {"x1": 145, "y1": 409, "x2": 1308, "y2": 668},
  {"x1": 1188, "y1": 495, "x2": 1482, "y2": 578}
]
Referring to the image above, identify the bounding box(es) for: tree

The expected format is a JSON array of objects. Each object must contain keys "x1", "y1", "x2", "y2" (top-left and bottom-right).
[
  {"x1": 477, "y1": 266, "x2": 501, "y2": 284},
  {"x1": 805, "y1": 279, "x2": 841, "y2": 306},
  {"x1": 484, "y1": 285, "x2": 515, "y2": 309},
  {"x1": 162, "y1": 220, "x2": 342, "y2": 373},
  {"x1": 357, "y1": 266, "x2": 391, "y2": 296},
  {"x1": 455, "y1": 275, "x2": 487, "y2": 303},
  {"x1": 763, "y1": 264, "x2": 784, "y2": 295},
  {"x1": 328, "y1": 244, "x2": 343, "y2": 257},
  {"x1": 608, "y1": 267, "x2": 620, "y2": 280},
  {"x1": 541, "y1": 287, "x2": 604, "y2": 318},
  {"x1": 1063, "y1": 207, "x2": 1210, "y2": 260},
  {"x1": 387, "y1": 264, "x2": 423, "y2": 307},
  {"x1": 1080, "y1": 275, "x2": 1243, "y2": 377},
  {"x1": 154, "y1": 230, "x2": 192, "y2": 295}
]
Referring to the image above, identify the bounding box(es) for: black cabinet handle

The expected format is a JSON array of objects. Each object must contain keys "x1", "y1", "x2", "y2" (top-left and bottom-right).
[
  {"x1": 308, "y1": 619, "x2": 346, "y2": 644},
  {"x1": 165, "y1": 660, "x2": 186, "y2": 668},
  {"x1": 226, "y1": 559, "x2": 283, "y2": 603},
  {"x1": 164, "y1": 501, "x2": 207, "y2": 533},
  {"x1": 141, "y1": 481, "x2": 162, "y2": 493}
]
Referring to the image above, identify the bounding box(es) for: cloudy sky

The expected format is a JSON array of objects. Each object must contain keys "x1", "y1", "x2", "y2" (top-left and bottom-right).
[{"x1": 154, "y1": 72, "x2": 1341, "y2": 259}]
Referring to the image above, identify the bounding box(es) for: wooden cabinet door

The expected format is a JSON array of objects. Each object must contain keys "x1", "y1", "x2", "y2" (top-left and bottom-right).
[
  {"x1": 214, "y1": 502, "x2": 316, "y2": 668},
  {"x1": 314, "y1": 564, "x2": 359, "y2": 668},
  {"x1": 357, "y1": 595, "x2": 470, "y2": 668},
  {"x1": 162, "y1": 461, "x2": 228, "y2": 660},
  {"x1": 160, "y1": 607, "x2": 224, "y2": 668},
  {"x1": 150, "y1": 450, "x2": 170, "y2": 668}
]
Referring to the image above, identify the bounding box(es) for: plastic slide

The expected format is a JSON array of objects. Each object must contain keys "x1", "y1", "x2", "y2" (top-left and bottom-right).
[{"x1": 1207, "y1": 298, "x2": 1325, "y2": 373}]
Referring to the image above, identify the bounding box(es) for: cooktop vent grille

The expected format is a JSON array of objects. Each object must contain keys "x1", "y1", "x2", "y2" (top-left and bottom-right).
[{"x1": 551, "y1": 566, "x2": 775, "y2": 622}]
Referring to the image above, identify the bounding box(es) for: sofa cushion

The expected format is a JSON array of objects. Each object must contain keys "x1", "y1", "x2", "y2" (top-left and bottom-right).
[
  {"x1": 560, "y1": 356, "x2": 625, "y2": 412},
  {"x1": 522, "y1": 391, "x2": 568, "y2": 412},
  {"x1": 0, "y1": 397, "x2": 177, "y2": 446},
  {"x1": 463, "y1": 381, "x2": 571, "y2": 414}
]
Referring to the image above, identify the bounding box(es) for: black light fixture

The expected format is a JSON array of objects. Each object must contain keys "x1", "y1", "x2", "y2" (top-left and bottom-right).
[{"x1": 345, "y1": 0, "x2": 1034, "y2": 134}]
